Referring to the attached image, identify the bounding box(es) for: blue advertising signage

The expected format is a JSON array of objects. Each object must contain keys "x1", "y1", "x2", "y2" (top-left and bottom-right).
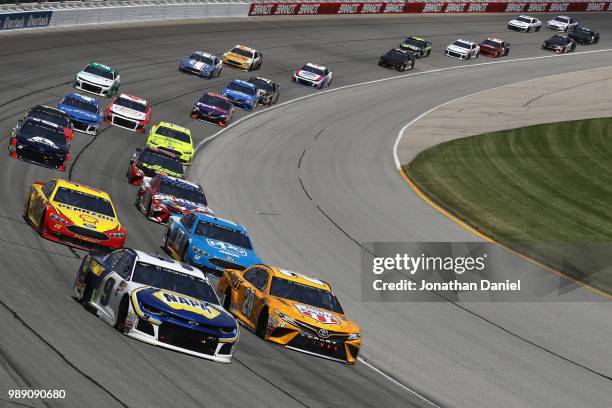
[{"x1": 0, "y1": 11, "x2": 53, "y2": 31}]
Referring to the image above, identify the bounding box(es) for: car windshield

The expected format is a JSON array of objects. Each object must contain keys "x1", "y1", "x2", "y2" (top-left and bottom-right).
[
  {"x1": 386, "y1": 49, "x2": 406, "y2": 60},
  {"x1": 139, "y1": 150, "x2": 184, "y2": 174},
  {"x1": 53, "y1": 187, "x2": 115, "y2": 217},
  {"x1": 115, "y1": 97, "x2": 147, "y2": 113},
  {"x1": 516, "y1": 17, "x2": 531, "y2": 23},
  {"x1": 249, "y1": 78, "x2": 273, "y2": 91},
  {"x1": 554, "y1": 17, "x2": 568, "y2": 22},
  {"x1": 301, "y1": 65, "x2": 326, "y2": 76},
  {"x1": 402, "y1": 37, "x2": 424, "y2": 47},
  {"x1": 548, "y1": 35, "x2": 566, "y2": 44},
  {"x1": 230, "y1": 47, "x2": 253, "y2": 58},
  {"x1": 194, "y1": 221, "x2": 252, "y2": 250},
  {"x1": 200, "y1": 93, "x2": 232, "y2": 110},
  {"x1": 159, "y1": 182, "x2": 206, "y2": 205},
  {"x1": 482, "y1": 39, "x2": 501, "y2": 48},
  {"x1": 28, "y1": 107, "x2": 71, "y2": 128},
  {"x1": 63, "y1": 97, "x2": 98, "y2": 113},
  {"x1": 269, "y1": 277, "x2": 344, "y2": 313},
  {"x1": 20, "y1": 122, "x2": 67, "y2": 148},
  {"x1": 83, "y1": 65, "x2": 114, "y2": 80},
  {"x1": 227, "y1": 82, "x2": 256, "y2": 96},
  {"x1": 189, "y1": 53, "x2": 214, "y2": 65},
  {"x1": 132, "y1": 262, "x2": 219, "y2": 305},
  {"x1": 155, "y1": 126, "x2": 191, "y2": 143},
  {"x1": 576, "y1": 27, "x2": 590, "y2": 34},
  {"x1": 453, "y1": 41, "x2": 471, "y2": 49}
]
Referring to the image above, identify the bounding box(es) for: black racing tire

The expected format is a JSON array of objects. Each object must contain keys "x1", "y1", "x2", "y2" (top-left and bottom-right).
[
  {"x1": 81, "y1": 275, "x2": 94, "y2": 309},
  {"x1": 426, "y1": 49, "x2": 431, "y2": 57},
  {"x1": 398, "y1": 64, "x2": 406, "y2": 72},
  {"x1": 23, "y1": 195, "x2": 31, "y2": 221},
  {"x1": 475, "y1": 51, "x2": 479, "y2": 59},
  {"x1": 223, "y1": 288, "x2": 231, "y2": 310},
  {"x1": 256, "y1": 308, "x2": 268, "y2": 339},
  {"x1": 114, "y1": 297, "x2": 129, "y2": 333},
  {"x1": 536, "y1": 26, "x2": 541, "y2": 32},
  {"x1": 146, "y1": 198, "x2": 152, "y2": 218}
]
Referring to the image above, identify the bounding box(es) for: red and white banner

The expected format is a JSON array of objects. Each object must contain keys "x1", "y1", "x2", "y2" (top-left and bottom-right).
[{"x1": 248, "y1": 2, "x2": 612, "y2": 16}]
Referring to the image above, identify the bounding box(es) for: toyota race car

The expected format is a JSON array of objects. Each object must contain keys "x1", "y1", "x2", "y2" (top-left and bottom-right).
[
  {"x1": 24, "y1": 105, "x2": 73, "y2": 141},
  {"x1": 191, "y1": 92, "x2": 234, "y2": 127},
  {"x1": 137, "y1": 175, "x2": 213, "y2": 223},
  {"x1": 24, "y1": 178, "x2": 126, "y2": 251},
  {"x1": 221, "y1": 80, "x2": 259, "y2": 111},
  {"x1": 57, "y1": 93, "x2": 102, "y2": 136},
  {"x1": 398, "y1": 36, "x2": 432, "y2": 58},
  {"x1": 293, "y1": 63, "x2": 333, "y2": 89},
  {"x1": 542, "y1": 35, "x2": 576, "y2": 53},
  {"x1": 222, "y1": 45, "x2": 263, "y2": 71},
  {"x1": 547, "y1": 15, "x2": 579, "y2": 32},
  {"x1": 164, "y1": 212, "x2": 262, "y2": 276},
  {"x1": 217, "y1": 265, "x2": 361, "y2": 364},
  {"x1": 73, "y1": 249, "x2": 239, "y2": 363},
  {"x1": 478, "y1": 37, "x2": 510, "y2": 58},
  {"x1": 445, "y1": 39, "x2": 480, "y2": 59},
  {"x1": 568, "y1": 26, "x2": 600, "y2": 45},
  {"x1": 126, "y1": 147, "x2": 184, "y2": 186},
  {"x1": 146, "y1": 122, "x2": 194, "y2": 165},
  {"x1": 74, "y1": 62, "x2": 120, "y2": 97},
  {"x1": 179, "y1": 51, "x2": 223, "y2": 78},
  {"x1": 104, "y1": 94, "x2": 151, "y2": 133},
  {"x1": 378, "y1": 48, "x2": 415, "y2": 71},
  {"x1": 9, "y1": 117, "x2": 70, "y2": 171},
  {"x1": 507, "y1": 15, "x2": 542, "y2": 32},
  {"x1": 247, "y1": 77, "x2": 280, "y2": 106}
]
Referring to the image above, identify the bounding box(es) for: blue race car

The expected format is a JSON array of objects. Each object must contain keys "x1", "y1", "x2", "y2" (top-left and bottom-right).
[
  {"x1": 56, "y1": 92, "x2": 102, "y2": 135},
  {"x1": 164, "y1": 212, "x2": 262, "y2": 276},
  {"x1": 221, "y1": 80, "x2": 259, "y2": 111},
  {"x1": 179, "y1": 51, "x2": 223, "y2": 79}
]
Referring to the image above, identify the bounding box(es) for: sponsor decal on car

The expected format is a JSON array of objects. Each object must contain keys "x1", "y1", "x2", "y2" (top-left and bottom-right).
[
  {"x1": 153, "y1": 290, "x2": 221, "y2": 319},
  {"x1": 206, "y1": 239, "x2": 248, "y2": 257},
  {"x1": 295, "y1": 303, "x2": 340, "y2": 324}
]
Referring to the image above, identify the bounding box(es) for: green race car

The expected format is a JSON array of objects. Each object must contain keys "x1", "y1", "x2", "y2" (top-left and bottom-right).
[
  {"x1": 146, "y1": 122, "x2": 194, "y2": 165},
  {"x1": 399, "y1": 36, "x2": 432, "y2": 58},
  {"x1": 74, "y1": 62, "x2": 120, "y2": 97}
]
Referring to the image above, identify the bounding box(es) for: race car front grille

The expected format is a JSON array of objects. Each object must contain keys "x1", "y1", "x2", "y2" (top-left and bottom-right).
[
  {"x1": 209, "y1": 258, "x2": 245, "y2": 271},
  {"x1": 112, "y1": 116, "x2": 138, "y2": 130},
  {"x1": 66, "y1": 225, "x2": 109, "y2": 241},
  {"x1": 80, "y1": 82, "x2": 103, "y2": 94},
  {"x1": 218, "y1": 343, "x2": 233, "y2": 355},
  {"x1": 71, "y1": 120, "x2": 90, "y2": 132},
  {"x1": 296, "y1": 78, "x2": 315, "y2": 87},
  {"x1": 288, "y1": 333, "x2": 347, "y2": 361},
  {"x1": 136, "y1": 319, "x2": 155, "y2": 336},
  {"x1": 184, "y1": 67, "x2": 202, "y2": 75},
  {"x1": 445, "y1": 50, "x2": 466, "y2": 59},
  {"x1": 158, "y1": 323, "x2": 218, "y2": 355}
]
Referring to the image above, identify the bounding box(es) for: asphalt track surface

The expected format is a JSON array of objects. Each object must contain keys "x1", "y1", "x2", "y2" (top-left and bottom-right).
[{"x1": 0, "y1": 13, "x2": 611, "y2": 408}]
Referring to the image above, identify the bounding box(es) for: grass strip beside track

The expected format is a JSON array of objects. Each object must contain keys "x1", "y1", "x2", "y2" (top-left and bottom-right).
[{"x1": 405, "y1": 117, "x2": 612, "y2": 295}]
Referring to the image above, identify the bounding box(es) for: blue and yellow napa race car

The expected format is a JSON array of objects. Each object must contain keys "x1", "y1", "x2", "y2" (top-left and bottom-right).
[
  {"x1": 56, "y1": 93, "x2": 103, "y2": 135},
  {"x1": 221, "y1": 80, "x2": 259, "y2": 111},
  {"x1": 163, "y1": 212, "x2": 262, "y2": 276},
  {"x1": 73, "y1": 248, "x2": 239, "y2": 363}
]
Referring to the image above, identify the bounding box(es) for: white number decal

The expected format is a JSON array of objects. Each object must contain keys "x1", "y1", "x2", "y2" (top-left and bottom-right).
[{"x1": 242, "y1": 288, "x2": 255, "y2": 318}]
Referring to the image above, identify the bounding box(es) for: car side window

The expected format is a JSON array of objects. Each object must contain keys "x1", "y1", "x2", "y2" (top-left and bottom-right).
[
  {"x1": 106, "y1": 249, "x2": 124, "y2": 268},
  {"x1": 243, "y1": 268, "x2": 257, "y2": 285},
  {"x1": 151, "y1": 176, "x2": 160, "y2": 190},
  {"x1": 113, "y1": 251, "x2": 136, "y2": 279},
  {"x1": 181, "y1": 212, "x2": 196, "y2": 229},
  {"x1": 42, "y1": 180, "x2": 56, "y2": 198},
  {"x1": 252, "y1": 269, "x2": 269, "y2": 292}
]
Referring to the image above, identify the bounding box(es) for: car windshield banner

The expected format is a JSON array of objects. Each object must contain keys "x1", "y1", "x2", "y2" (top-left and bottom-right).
[{"x1": 0, "y1": 11, "x2": 53, "y2": 31}]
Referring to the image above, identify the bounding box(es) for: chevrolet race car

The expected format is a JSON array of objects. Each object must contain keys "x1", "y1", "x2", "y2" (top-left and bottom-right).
[
  {"x1": 57, "y1": 93, "x2": 102, "y2": 136},
  {"x1": 445, "y1": 39, "x2": 479, "y2": 60},
  {"x1": 74, "y1": 62, "x2": 120, "y2": 97},
  {"x1": 179, "y1": 51, "x2": 222, "y2": 78},
  {"x1": 378, "y1": 48, "x2": 415, "y2": 71},
  {"x1": 146, "y1": 122, "x2": 194, "y2": 165},
  {"x1": 542, "y1": 35, "x2": 576, "y2": 53},
  {"x1": 398, "y1": 36, "x2": 432, "y2": 58},
  {"x1": 126, "y1": 147, "x2": 184, "y2": 186},
  {"x1": 104, "y1": 94, "x2": 151, "y2": 133},
  {"x1": 568, "y1": 26, "x2": 600, "y2": 45},
  {"x1": 222, "y1": 45, "x2": 263, "y2": 71},
  {"x1": 24, "y1": 178, "x2": 126, "y2": 251},
  {"x1": 191, "y1": 92, "x2": 234, "y2": 127},
  {"x1": 73, "y1": 248, "x2": 239, "y2": 363},
  {"x1": 478, "y1": 37, "x2": 510, "y2": 58},
  {"x1": 9, "y1": 117, "x2": 70, "y2": 171},
  {"x1": 547, "y1": 15, "x2": 579, "y2": 32},
  {"x1": 507, "y1": 15, "x2": 541, "y2": 32},
  {"x1": 293, "y1": 63, "x2": 332, "y2": 89},
  {"x1": 25, "y1": 105, "x2": 73, "y2": 141},
  {"x1": 217, "y1": 265, "x2": 361, "y2": 364},
  {"x1": 136, "y1": 175, "x2": 213, "y2": 224},
  {"x1": 247, "y1": 77, "x2": 280, "y2": 106},
  {"x1": 221, "y1": 80, "x2": 259, "y2": 111},
  {"x1": 164, "y1": 212, "x2": 262, "y2": 276}
]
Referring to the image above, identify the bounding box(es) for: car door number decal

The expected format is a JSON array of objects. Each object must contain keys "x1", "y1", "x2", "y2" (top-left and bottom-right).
[{"x1": 242, "y1": 288, "x2": 254, "y2": 318}]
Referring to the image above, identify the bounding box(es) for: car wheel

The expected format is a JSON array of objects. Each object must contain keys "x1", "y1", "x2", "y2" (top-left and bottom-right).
[
  {"x1": 536, "y1": 26, "x2": 541, "y2": 32},
  {"x1": 81, "y1": 276, "x2": 95, "y2": 313},
  {"x1": 114, "y1": 297, "x2": 129, "y2": 333},
  {"x1": 399, "y1": 64, "x2": 406, "y2": 72},
  {"x1": 256, "y1": 308, "x2": 268, "y2": 339},
  {"x1": 146, "y1": 199, "x2": 152, "y2": 218},
  {"x1": 475, "y1": 51, "x2": 479, "y2": 58},
  {"x1": 23, "y1": 195, "x2": 31, "y2": 221}
]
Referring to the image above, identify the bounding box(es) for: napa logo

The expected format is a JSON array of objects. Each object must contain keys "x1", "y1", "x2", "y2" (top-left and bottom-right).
[{"x1": 153, "y1": 290, "x2": 221, "y2": 319}]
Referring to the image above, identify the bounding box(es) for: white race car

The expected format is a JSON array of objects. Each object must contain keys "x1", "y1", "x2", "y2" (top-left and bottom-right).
[
  {"x1": 445, "y1": 39, "x2": 480, "y2": 60},
  {"x1": 292, "y1": 63, "x2": 333, "y2": 89},
  {"x1": 507, "y1": 15, "x2": 542, "y2": 32},
  {"x1": 546, "y1": 15, "x2": 579, "y2": 32},
  {"x1": 73, "y1": 248, "x2": 239, "y2": 363},
  {"x1": 74, "y1": 62, "x2": 120, "y2": 97},
  {"x1": 104, "y1": 94, "x2": 151, "y2": 133}
]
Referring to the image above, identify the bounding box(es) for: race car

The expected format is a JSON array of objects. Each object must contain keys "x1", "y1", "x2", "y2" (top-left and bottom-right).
[
  {"x1": 145, "y1": 122, "x2": 194, "y2": 165},
  {"x1": 568, "y1": 26, "x2": 600, "y2": 45},
  {"x1": 24, "y1": 105, "x2": 73, "y2": 141},
  {"x1": 24, "y1": 178, "x2": 126, "y2": 251},
  {"x1": 104, "y1": 94, "x2": 151, "y2": 133},
  {"x1": 163, "y1": 212, "x2": 262, "y2": 277},
  {"x1": 57, "y1": 93, "x2": 103, "y2": 136},
  {"x1": 191, "y1": 92, "x2": 234, "y2": 127},
  {"x1": 179, "y1": 51, "x2": 223, "y2": 78},
  {"x1": 9, "y1": 117, "x2": 70, "y2": 171},
  {"x1": 547, "y1": 15, "x2": 579, "y2": 32},
  {"x1": 445, "y1": 39, "x2": 480, "y2": 60},
  {"x1": 398, "y1": 36, "x2": 432, "y2": 58},
  {"x1": 247, "y1": 77, "x2": 280, "y2": 106},
  {"x1": 221, "y1": 80, "x2": 259, "y2": 111},
  {"x1": 507, "y1": 15, "x2": 542, "y2": 32},
  {"x1": 126, "y1": 147, "x2": 184, "y2": 186},
  {"x1": 378, "y1": 48, "x2": 415, "y2": 71},
  {"x1": 73, "y1": 248, "x2": 238, "y2": 363},
  {"x1": 222, "y1": 45, "x2": 263, "y2": 71},
  {"x1": 293, "y1": 63, "x2": 333, "y2": 89},
  {"x1": 478, "y1": 37, "x2": 510, "y2": 58},
  {"x1": 74, "y1": 62, "x2": 120, "y2": 97},
  {"x1": 136, "y1": 175, "x2": 213, "y2": 223},
  {"x1": 217, "y1": 265, "x2": 361, "y2": 364},
  {"x1": 541, "y1": 35, "x2": 576, "y2": 53}
]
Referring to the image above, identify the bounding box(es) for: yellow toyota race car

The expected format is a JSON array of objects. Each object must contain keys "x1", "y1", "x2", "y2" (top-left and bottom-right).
[
  {"x1": 217, "y1": 265, "x2": 361, "y2": 364},
  {"x1": 222, "y1": 45, "x2": 263, "y2": 71},
  {"x1": 24, "y1": 178, "x2": 127, "y2": 251},
  {"x1": 145, "y1": 122, "x2": 194, "y2": 165}
]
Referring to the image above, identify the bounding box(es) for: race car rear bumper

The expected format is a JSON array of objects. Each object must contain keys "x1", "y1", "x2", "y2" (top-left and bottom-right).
[{"x1": 9, "y1": 143, "x2": 67, "y2": 171}]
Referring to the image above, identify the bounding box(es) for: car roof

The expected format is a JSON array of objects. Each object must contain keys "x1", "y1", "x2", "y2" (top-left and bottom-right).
[
  {"x1": 233, "y1": 45, "x2": 256, "y2": 52},
  {"x1": 407, "y1": 36, "x2": 425, "y2": 41},
  {"x1": 204, "y1": 91, "x2": 230, "y2": 100},
  {"x1": 64, "y1": 92, "x2": 99, "y2": 105},
  {"x1": 518, "y1": 15, "x2": 535, "y2": 19},
  {"x1": 250, "y1": 76, "x2": 273, "y2": 84},
  {"x1": 485, "y1": 37, "x2": 504, "y2": 43},
  {"x1": 30, "y1": 105, "x2": 69, "y2": 116},
  {"x1": 455, "y1": 39, "x2": 475, "y2": 45},
  {"x1": 156, "y1": 122, "x2": 190, "y2": 134},
  {"x1": 268, "y1": 266, "x2": 332, "y2": 291},
  {"x1": 132, "y1": 249, "x2": 206, "y2": 278},
  {"x1": 25, "y1": 117, "x2": 63, "y2": 129},
  {"x1": 118, "y1": 93, "x2": 147, "y2": 105},
  {"x1": 191, "y1": 50, "x2": 215, "y2": 58},
  {"x1": 86, "y1": 62, "x2": 115, "y2": 72},
  {"x1": 158, "y1": 175, "x2": 201, "y2": 191},
  {"x1": 194, "y1": 212, "x2": 245, "y2": 232},
  {"x1": 229, "y1": 79, "x2": 256, "y2": 88},
  {"x1": 54, "y1": 178, "x2": 110, "y2": 199},
  {"x1": 305, "y1": 62, "x2": 327, "y2": 70}
]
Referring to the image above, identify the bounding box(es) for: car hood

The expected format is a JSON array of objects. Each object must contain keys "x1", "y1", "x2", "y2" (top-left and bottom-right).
[
  {"x1": 479, "y1": 43, "x2": 500, "y2": 51},
  {"x1": 153, "y1": 194, "x2": 213, "y2": 215},
  {"x1": 222, "y1": 88, "x2": 254, "y2": 101},
  {"x1": 401, "y1": 43, "x2": 423, "y2": 51},
  {"x1": 225, "y1": 53, "x2": 251, "y2": 63},
  {"x1": 16, "y1": 131, "x2": 67, "y2": 153},
  {"x1": 195, "y1": 102, "x2": 230, "y2": 115},
  {"x1": 548, "y1": 20, "x2": 567, "y2": 26},
  {"x1": 446, "y1": 45, "x2": 470, "y2": 54},
  {"x1": 509, "y1": 20, "x2": 529, "y2": 26},
  {"x1": 181, "y1": 58, "x2": 212, "y2": 71},
  {"x1": 111, "y1": 104, "x2": 146, "y2": 121},
  {"x1": 544, "y1": 39, "x2": 565, "y2": 46},
  {"x1": 296, "y1": 70, "x2": 323, "y2": 81},
  {"x1": 273, "y1": 297, "x2": 358, "y2": 333},
  {"x1": 51, "y1": 202, "x2": 119, "y2": 232},
  {"x1": 57, "y1": 104, "x2": 100, "y2": 123},
  {"x1": 191, "y1": 235, "x2": 261, "y2": 268},
  {"x1": 77, "y1": 72, "x2": 114, "y2": 86}
]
